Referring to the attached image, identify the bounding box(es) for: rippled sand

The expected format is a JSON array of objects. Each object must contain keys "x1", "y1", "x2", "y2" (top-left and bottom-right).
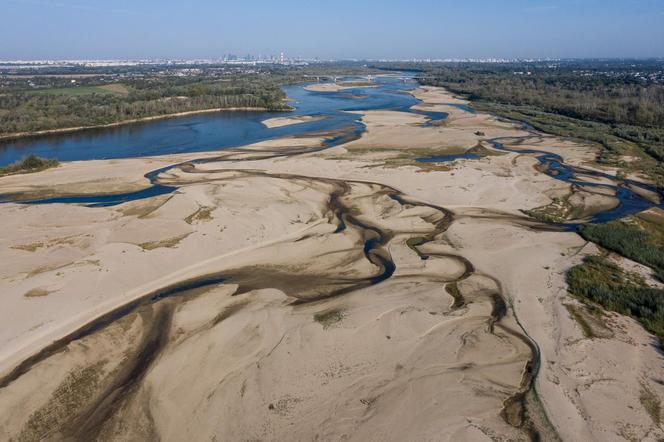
[{"x1": 0, "y1": 86, "x2": 662, "y2": 441}]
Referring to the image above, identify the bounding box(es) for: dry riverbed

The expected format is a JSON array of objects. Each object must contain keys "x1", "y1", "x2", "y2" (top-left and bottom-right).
[{"x1": 0, "y1": 86, "x2": 662, "y2": 441}]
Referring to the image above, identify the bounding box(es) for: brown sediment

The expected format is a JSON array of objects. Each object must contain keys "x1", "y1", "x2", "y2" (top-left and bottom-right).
[
  {"x1": 184, "y1": 206, "x2": 213, "y2": 224},
  {"x1": 118, "y1": 194, "x2": 174, "y2": 219},
  {"x1": 0, "y1": 161, "x2": 538, "y2": 438},
  {"x1": 2, "y1": 87, "x2": 592, "y2": 440},
  {"x1": 61, "y1": 301, "x2": 174, "y2": 441},
  {"x1": 23, "y1": 288, "x2": 52, "y2": 298},
  {"x1": 445, "y1": 282, "x2": 465, "y2": 310},
  {"x1": 138, "y1": 232, "x2": 192, "y2": 251}
]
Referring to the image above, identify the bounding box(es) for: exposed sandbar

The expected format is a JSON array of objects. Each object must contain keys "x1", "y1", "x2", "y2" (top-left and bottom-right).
[
  {"x1": 304, "y1": 81, "x2": 376, "y2": 93},
  {"x1": 261, "y1": 114, "x2": 327, "y2": 128}
]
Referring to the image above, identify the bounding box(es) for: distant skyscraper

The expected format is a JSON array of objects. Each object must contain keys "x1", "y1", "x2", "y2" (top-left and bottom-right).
[{"x1": 280, "y1": 51, "x2": 285, "y2": 64}]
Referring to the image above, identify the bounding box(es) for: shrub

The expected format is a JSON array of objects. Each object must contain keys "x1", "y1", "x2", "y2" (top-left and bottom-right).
[
  {"x1": 579, "y1": 222, "x2": 664, "y2": 282},
  {"x1": 567, "y1": 256, "x2": 664, "y2": 342},
  {"x1": 0, "y1": 154, "x2": 59, "y2": 176}
]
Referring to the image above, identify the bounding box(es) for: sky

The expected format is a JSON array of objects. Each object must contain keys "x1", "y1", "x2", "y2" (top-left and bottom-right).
[{"x1": 1, "y1": 0, "x2": 663, "y2": 60}]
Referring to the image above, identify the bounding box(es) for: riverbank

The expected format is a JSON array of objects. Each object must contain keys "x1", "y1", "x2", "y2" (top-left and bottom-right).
[
  {"x1": 0, "y1": 84, "x2": 662, "y2": 441},
  {"x1": 0, "y1": 106, "x2": 289, "y2": 142}
]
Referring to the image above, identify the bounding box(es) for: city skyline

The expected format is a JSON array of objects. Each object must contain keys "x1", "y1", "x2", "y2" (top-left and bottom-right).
[{"x1": 2, "y1": 0, "x2": 663, "y2": 60}]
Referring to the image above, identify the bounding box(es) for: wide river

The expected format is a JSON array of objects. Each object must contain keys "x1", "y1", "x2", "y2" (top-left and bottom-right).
[
  {"x1": 0, "y1": 75, "x2": 426, "y2": 167},
  {"x1": 1, "y1": 74, "x2": 661, "y2": 225}
]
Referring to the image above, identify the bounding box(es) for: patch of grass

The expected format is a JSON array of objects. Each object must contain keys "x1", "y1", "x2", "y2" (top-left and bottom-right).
[
  {"x1": 139, "y1": 233, "x2": 191, "y2": 251},
  {"x1": 406, "y1": 237, "x2": 426, "y2": 254},
  {"x1": 24, "y1": 288, "x2": 52, "y2": 298},
  {"x1": 445, "y1": 282, "x2": 464, "y2": 309},
  {"x1": 0, "y1": 154, "x2": 59, "y2": 176},
  {"x1": 185, "y1": 206, "x2": 214, "y2": 224},
  {"x1": 634, "y1": 209, "x2": 664, "y2": 245},
  {"x1": 11, "y1": 242, "x2": 44, "y2": 253},
  {"x1": 466, "y1": 141, "x2": 503, "y2": 157},
  {"x1": 19, "y1": 361, "x2": 106, "y2": 441},
  {"x1": 567, "y1": 255, "x2": 664, "y2": 343},
  {"x1": 579, "y1": 215, "x2": 664, "y2": 281},
  {"x1": 31, "y1": 84, "x2": 128, "y2": 96},
  {"x1": 640, "y1": 383, "x2": 661, "y2": 425},
  {"x1": 564, "y1": 304, "x2": 595, "y2": 338},
  {"x1": 313, "y1": 308, "x2": 345, "y2": 330},
  {"x1": 11, "y1": 235, "x2": 78, "y2": 252},
  {"x1": 523, "y1": 196, "x2": 576, "y2": 223}
]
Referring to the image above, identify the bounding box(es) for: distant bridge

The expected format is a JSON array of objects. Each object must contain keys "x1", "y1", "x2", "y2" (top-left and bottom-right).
[{"x1": 302, "y1": 74, "x2": 381, "y2": 83}]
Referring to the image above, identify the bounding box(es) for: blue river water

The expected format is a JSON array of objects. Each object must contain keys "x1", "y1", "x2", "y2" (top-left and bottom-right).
[{"x1": 0, "y1": 75, "x2": 424, "y2": 167}]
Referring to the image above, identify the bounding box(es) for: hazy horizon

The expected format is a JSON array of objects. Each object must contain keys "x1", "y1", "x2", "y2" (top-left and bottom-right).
[
  {"x1": 2, "y1": 0, "x2": 663, "y2": 60},
  {"x1": 2, "y1": 56, "x2": 664, "y2": 62}
]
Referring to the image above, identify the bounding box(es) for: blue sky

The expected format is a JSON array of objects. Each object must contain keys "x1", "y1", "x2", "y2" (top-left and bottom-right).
[{"x1": 1, "y1": 0, "x2": 663, "y2": 59}]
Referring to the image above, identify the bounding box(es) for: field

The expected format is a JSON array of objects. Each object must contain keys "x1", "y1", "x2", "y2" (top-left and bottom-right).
[{"x1": 31, "y1": 84, "x2": 130, "y2": 96}]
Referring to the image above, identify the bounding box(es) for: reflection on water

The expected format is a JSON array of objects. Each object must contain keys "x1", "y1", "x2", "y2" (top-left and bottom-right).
[{"x1": 0, "y1": 75, "x2": 420, "y2": 166}]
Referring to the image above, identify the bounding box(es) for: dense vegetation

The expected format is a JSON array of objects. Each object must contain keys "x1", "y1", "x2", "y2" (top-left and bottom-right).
[
  {"x1": 0, "y1": 63, "x2": 377, "y2": 136},
  {"x1": 376, "y1": 60, "x2": 664, "y2": 186},
  {"x1": 0, "y1": 75, "x2": 290, "y2": 135},
  {"x1": 0, "y1": 154, "x2": 58, "y2": 176},
  {"x1": 579, "y1": 211, "x2": 664, "y2": 281},
  {"x1": 567, "y1": 255, "x2": 664, "y2": 343},
  {"x1": 416, "y1": 63, "x2": 664, "y2": 128}
]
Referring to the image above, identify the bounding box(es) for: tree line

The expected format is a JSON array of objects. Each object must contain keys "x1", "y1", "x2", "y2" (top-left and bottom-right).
[
  {"x1": 0, "y1": 74, "x2": 292, "y2": 135},
  {"x1": 417, "y1": 67, "x2": 664, "y2": 129}
]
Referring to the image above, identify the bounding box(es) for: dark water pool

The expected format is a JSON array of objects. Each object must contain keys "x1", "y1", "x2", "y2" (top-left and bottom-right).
[{"x1": 417, "y1": 152, "x2": 481, "y2": 163}]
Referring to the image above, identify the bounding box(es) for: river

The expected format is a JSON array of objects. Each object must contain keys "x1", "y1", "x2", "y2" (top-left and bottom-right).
[
  {"x1": 0, "y1": 75, "x2": 422, "y2": 166},
  {"x1": 1, "y1": 74, "x2": 662, "y2": 225}
]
